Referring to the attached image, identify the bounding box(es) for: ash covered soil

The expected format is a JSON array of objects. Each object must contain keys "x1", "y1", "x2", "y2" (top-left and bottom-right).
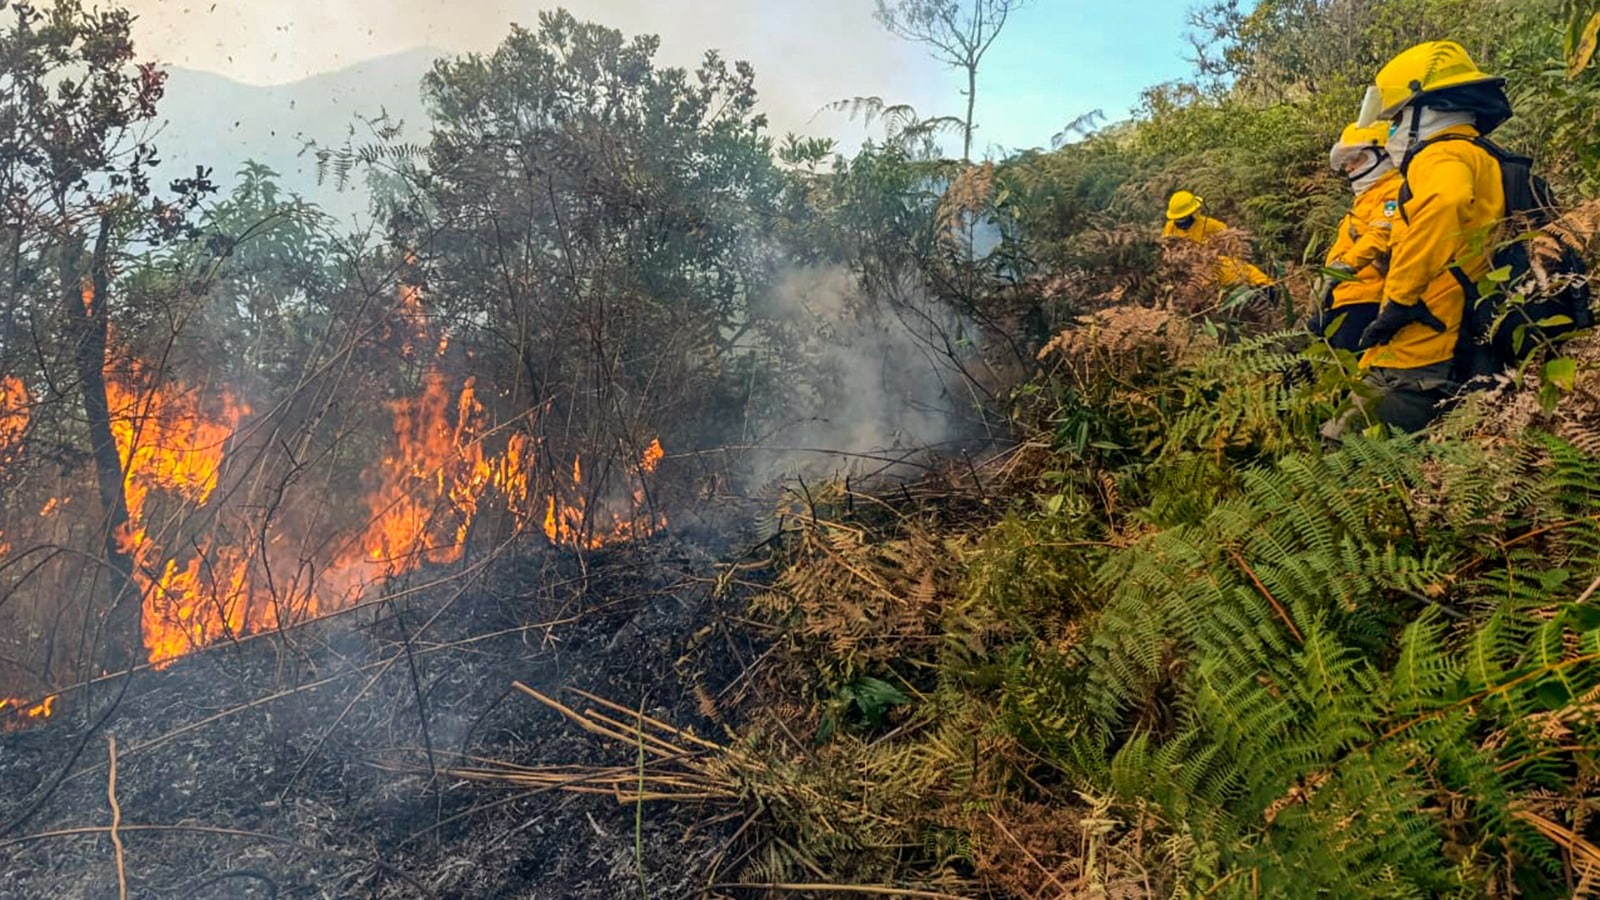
[{"x1": 0, "y1": 526, "x2": 769, "y2": 899}]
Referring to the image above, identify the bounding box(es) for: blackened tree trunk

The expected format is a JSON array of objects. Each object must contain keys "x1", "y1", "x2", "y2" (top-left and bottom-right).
[{"x1": 65, "y1": 215, "x2": 142, "y2": 672}]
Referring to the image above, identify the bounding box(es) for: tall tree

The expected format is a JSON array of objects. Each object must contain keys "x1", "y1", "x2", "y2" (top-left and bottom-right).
[
  {"x1": 0, "y1": 0, "x2": 208, "y2": 672},
  {"x1": 349, "y1": 9, "x2": 789, "y2": 537},
  {"x1": 873, "y1": 0, "x2": 1029, "y2": 161}
]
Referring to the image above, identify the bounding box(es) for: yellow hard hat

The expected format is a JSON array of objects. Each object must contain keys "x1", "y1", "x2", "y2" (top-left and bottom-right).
[
  {"x1": 1329, "y1": 122, "x2": 1390, "y2": 170},
  {"x1": 1356, "y1": 40, "x2": 1503, "y2": 127},
  {"x1": 1166, "y1": 190, "x2": 1202, "y2": 221}
]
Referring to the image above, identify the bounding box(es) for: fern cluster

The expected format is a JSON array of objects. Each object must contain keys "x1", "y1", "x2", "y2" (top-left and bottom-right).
[
  {"x1": 739, "y1": 338, "x2": 1600, "y2": 896},
  {"x1": 1011, "y1": 427, "x2": 1600, "y2": 896}
]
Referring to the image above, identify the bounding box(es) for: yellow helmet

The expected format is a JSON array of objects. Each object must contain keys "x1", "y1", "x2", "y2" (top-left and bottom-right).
[
  {"x1": 1356, "y1": 40, "x2": 1503, "y2": 127},
  {"x1": 1166, "y1": 190, "x2": 1202, "y2": 221},
  {"x1": 1329, "y1": 122, "x2": 1390, "y2": 170}
]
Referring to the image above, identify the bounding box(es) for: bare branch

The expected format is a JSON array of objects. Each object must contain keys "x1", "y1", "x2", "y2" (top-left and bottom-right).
[{"x1": 872, "y1": 0, "x2": 1030, "y2": 159}]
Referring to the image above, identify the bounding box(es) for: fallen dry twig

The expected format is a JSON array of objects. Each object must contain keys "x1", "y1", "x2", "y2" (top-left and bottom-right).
[
  {"x1": 407, "y1": 682, "x2": 743, "y2": 805},
  {"x1": 107, "y1": 734, "x2": 127, "y2": 900}
]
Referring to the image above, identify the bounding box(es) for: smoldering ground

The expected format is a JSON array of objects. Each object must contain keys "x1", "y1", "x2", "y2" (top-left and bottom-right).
[{"x1": 737, "y1": 264, "x2": 1003, "y2": 490}]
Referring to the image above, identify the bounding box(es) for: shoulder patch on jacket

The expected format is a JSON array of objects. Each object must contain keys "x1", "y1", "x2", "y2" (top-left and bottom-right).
[{"x1": 1383, "y1": 200, "x2": 1398, "y2": 218}]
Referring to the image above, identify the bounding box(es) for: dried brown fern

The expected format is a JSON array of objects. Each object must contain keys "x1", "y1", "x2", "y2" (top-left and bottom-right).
[
  {"x1": 935, "y1": 161, "x2": 998, "y2": 260},
  {"x1": 1037, "y1": 304, "x2": 1198, "y2": 387},
  {"x1": 752, "y1": 513, "x2": 999, "y2": 684},
  {"x1": 1542, "y1": 198, "x2": 1600, "y2": 262}
]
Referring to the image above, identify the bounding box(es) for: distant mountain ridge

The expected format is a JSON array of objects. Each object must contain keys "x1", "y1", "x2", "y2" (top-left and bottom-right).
[{"x1": 149, "y1": 48, "x2": 441, "y2": 223}]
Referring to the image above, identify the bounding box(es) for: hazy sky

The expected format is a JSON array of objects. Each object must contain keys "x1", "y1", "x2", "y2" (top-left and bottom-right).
[{"x1": 116, "y1": 0, "x2": 1201, "y2": 152}]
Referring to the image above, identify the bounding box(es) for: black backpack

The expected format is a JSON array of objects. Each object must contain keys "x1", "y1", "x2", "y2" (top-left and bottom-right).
[{"x1": 1398, "y1": 135, "x2": 1593, "y2": 381}]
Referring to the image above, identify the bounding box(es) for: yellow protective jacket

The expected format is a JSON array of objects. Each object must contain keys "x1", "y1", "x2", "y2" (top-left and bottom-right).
[
  {"x1": 1163, "y1": 214, "x2": 1274, "y2": 288},
  {"x1": 1325, "y1": 170, "x2": 1402, "y2": 309},
  {"x1": 1361, "y1": 125, "x2": 1505, "y2": 371}
]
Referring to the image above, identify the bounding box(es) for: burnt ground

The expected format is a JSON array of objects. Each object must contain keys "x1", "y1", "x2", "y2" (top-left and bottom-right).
[{"x1": 0, "y1": 521, "x2": 774, "y2": 899}]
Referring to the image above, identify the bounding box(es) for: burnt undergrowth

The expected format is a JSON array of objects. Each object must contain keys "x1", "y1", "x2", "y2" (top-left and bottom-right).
[{"x1": 0, "y1": 516, "x2": 775, "y2": 899}]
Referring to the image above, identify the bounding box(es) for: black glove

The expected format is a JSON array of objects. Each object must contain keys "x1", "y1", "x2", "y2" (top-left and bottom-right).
[
  {"x1": 1315, "y1": 262, "x2": 1355, "y2": 310},
  {"x1": 1306, "y1": 305, "x2": 1333, "y2": 337},
  {"x1": 1355, "y1": 298, "x2": 1447, "y2": 351}
]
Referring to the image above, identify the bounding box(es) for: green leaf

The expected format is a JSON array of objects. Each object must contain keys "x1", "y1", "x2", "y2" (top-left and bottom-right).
[
  {"x1": 1536, "y1": 679, "x2": 1572, "y2": 711},
  {"x1": 1485, "y1": 265, "x2": 1514, "y2": 283},
  {"x1": 1564, "y1": 603, "x2": 1600, "y2": 634},
  {"x1": 850, "y1": 676, "x2": 910, "y2": 726},
  {"x1": 1545, "y1": 356, "x2": 1578, "y2": 392},
  {"x1": 1537, "y1": 314, "x2": 1574, "y2": 329},
  {"x1": 1541, "y1": 381, "x2": 1564, "y2": 413},
  {"x1": 1570, "y1": 12, "x2": 1600, "y2": 80}
]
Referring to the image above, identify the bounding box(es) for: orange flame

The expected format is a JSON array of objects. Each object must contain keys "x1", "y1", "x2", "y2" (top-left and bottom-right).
[
  {"x1": 640, "y1": 437, "x2": 664, "y2": 474},
  {"x1": 540, "y1": 440, "x2": 668, "y2": 550},
  {"x1": 1, "y1": 694, "x2": 55, "y2": 730},
  {"x1": 339, "y1": 371, "x2": 500, "y2": 573},
  {"x1": 0, "y1": 375, "x2": 27, "y2": 451},
  {"x1": 0, "y1": 377, "x2": 32, "y2": 559},
  {"x1": 13, "y1": 280, "x2": 669, "y2": 680},
  {"x1": 103, "y1": 364, "x2": 255, "y2": 666}
]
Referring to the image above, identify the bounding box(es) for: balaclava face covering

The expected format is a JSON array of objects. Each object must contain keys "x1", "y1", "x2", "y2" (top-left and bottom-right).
[
  {"x1": 1346, "y1": 148, "x2": 1396, "y2": 196},
  {"x1": 1386, "y1": 105, "x2": 1476, "y2": 162}
]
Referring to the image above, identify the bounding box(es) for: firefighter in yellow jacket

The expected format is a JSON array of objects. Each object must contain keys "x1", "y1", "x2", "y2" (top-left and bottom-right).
[
  {"x1": 1163, "y1": 191, "x2": 1275, "y2": 291},
  {"x1": 1332, "y1": 40, "x2": 1512, "y2": 435},
  {"x1": 1309, "y1": 123, "x2": 1402, "y2": 352}
]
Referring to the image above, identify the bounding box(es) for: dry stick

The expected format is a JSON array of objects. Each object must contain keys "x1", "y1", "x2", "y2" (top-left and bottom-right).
[
  {"x1": 1576, "y1": 570, "x2": 1600, "y2": 607},
  {"x1": 985, "y1": 809, "x2": 1073, "y2": 897},
  {"x1": 567, "y1": 687, "x2": 728, "y2": 751},
  {"x1": 1228, "y1": 550, "x2": 1304, "y2": 645},
  {"x1": 107, "y1": 734, "x2": 127, "y2": 900},
  {"x1": 391, "y1": 602, "x2": 442, "y2": 841},
  {"x1": 1514, "y1": 809, "x2": 1600, "y2": 869},
  {"x1": 514, "y1": 682, "x2": 638, "y2": 742},
  {"x1": 701, "y1": 809, "x2": 760, "y2": 890}
]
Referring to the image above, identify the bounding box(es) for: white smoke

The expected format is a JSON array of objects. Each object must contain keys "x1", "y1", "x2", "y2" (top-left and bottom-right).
[{"x1": 742, "y1": 265, "x2": 991, "y2": 489}]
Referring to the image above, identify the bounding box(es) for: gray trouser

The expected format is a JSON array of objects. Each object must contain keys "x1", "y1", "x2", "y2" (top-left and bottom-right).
[{"x1": 1321, "y1": 362, "x2": 1457, "y2": 443}]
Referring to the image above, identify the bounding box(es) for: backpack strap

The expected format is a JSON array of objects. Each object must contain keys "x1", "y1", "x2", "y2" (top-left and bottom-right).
[
  {"x1": 1393, "y1": 134, "x2": 1510, "y2": 382},
  {"x1": 1400, "y1": 134, "x2": 1553, "y2": 223},
  {"x1": 1396, "y1": 133, "x2": 1477, "y2": 224}
]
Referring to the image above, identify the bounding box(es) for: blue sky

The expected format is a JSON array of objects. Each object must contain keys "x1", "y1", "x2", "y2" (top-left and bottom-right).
[{"x1": 953, "y1": 0, "x2": 1206, "y2": 153}]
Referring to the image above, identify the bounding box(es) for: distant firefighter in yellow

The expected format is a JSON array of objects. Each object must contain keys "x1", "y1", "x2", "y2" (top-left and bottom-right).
[{"x1": 1162, "y1": 190, "x2": 1275, "y2": 291}]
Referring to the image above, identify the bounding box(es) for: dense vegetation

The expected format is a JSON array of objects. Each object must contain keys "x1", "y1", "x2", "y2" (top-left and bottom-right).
[
  {"x1": 725, "y1": 1, "x2": 1600, "y2": 896},
  {"x1": 6, "y1": 0, "x2": 1600, "y2": 895}
]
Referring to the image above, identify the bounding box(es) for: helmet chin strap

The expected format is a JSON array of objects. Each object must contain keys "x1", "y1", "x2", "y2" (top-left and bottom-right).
[
  {"x1": 1348, "y1": 149, "x2": 1388, "y2": 182},
  {"x1": 1405, "y1": 106, "x2": 1423, "y2": 164}
]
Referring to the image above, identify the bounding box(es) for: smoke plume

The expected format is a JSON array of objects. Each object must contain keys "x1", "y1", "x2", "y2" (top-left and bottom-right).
[{"x1": 743, "y1": 265, "x2": 992, "y2": 489}]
